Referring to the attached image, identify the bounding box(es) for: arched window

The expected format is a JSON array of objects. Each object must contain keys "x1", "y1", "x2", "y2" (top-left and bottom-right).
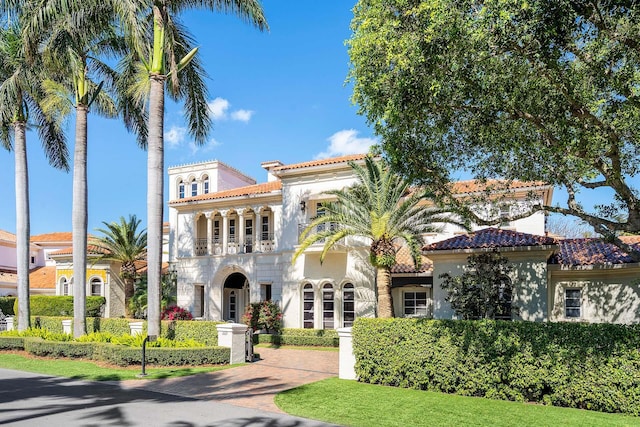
[
  {"x1": 303, "y1": 284, "x2": 314, "y2": 329},
  {"x1": 343, "y1": 283, "x2": 355, "y2": 327},
  {"x1": 203, "y1": 175, "x2": 210, "y2": 194},
  {"x1": 90, "y1": 277, "x2": 103, "y2": 296},
  {"x1": 191, "y1": 178, "x2": 198, "y2": 197},
  {"x1": 322, "y1": 283, "x2": 334, "y2": 329},
  {"x1": 178, "y1": 180, "x2": 185, "y2": 199},
  {"x1": 60, "y1": 277, "x2": 69, "y2": 296}
]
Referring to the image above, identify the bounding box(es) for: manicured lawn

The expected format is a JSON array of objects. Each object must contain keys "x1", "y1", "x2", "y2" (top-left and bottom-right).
[
  {"x1": 275, "y1": 378, "x2": 640, "y2": 427},
  {"x1": 0, "y1": 352, "x2": 232, "y2": 381}
]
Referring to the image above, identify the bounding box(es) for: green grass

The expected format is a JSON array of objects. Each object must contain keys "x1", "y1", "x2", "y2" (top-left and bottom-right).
[
  {"x1": 0, "y1": 353, "x2": 232, "y2": 381},
  {"x1": 275, "y1": 378, "x2": 640, "y2": 427}
]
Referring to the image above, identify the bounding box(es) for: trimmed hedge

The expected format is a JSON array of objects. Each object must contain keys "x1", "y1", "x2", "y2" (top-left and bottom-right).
[
  {"x1": 0, "y1": 336, "x2": 24, "y2": 350},
  {"x1": 255, "y1": 328, "x2": 339, "y2": 347},
  {"x1": 15, "y1": 296, "x2": 105, "y2": 317},
  {"x1": 23, "y1": 337, "x2": 94, "y2": 358},
  {"x1": 0, "y1": 297, "x2": 15, "y2": 315},
  {"x1": 87, "y1": 317, "x2": 134, "y2": 336},
  {"x1": 167, "y1": 320, "x2": 222, "y2": 346},
  {"x1": 92, "y1": 343, "x2": 229, "y2": 366},
  {"x1": 352, "y1": 318, "x2": 640, "y2": 415}
]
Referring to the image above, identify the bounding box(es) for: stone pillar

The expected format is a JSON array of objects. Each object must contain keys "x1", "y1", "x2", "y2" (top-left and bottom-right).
[
  {"x1": 129, "y1": 321, "x2": 144, "y2": 336},
  {"x1": 217, "y1": 322, "x2": 249, "y2": 364},
  {"x1": 253, "y1": 207, "x2": 261, "y2": 250},
  {"x1": 6, "y1": 316, "x2": 14, "y2": 331},
  {"x1": 62, "y1": 319, "x2": 72, "y2": 335},
  {"x1": 221, "y1": 210, "x2": 229, "y2": 255},
  {"x1": 206, "y1": 213, "x2": 213, "y2": 255},
  {"x1": 337, "y1": 327, "x2": 356, "y2": 380}
]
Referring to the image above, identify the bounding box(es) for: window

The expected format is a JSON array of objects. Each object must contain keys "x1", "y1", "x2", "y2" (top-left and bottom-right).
[
  {"x1": 30, "y1": 256, "x2": 35, "y2": 264},
  {"x1": 229, "y1": 219, "x2": 236, "y2": 242},
  {"x1": 90, "y1": 277, "x2": 102, "y2": 296},
  {"x1": 303, "y1": 284, "x2": 314, "y2": 329},
  {"x1": 178, "y1": 181, "x2": 185, "y2": 199},
  {"x1": 261, "y1": 215, "x2": 270, "y2": 240},
  {"x1": 403, "y1": 291, "x2": 428, "y2": 317},
  {"x1": 343, "y1": 283, "x2": 355, "y2": 327},
  {"x1": 261, "y1": 283, "x2": 272, "y2": 301},
  {"x1": 499, "y1": 205, "x2": 511, "y2": 228},
  {"x1": 229, "y1": 290, "x2": 237, "y2": 321},
  {"x1": 245, "y1": 219, "x2": 253, "y2": 253},
  {"x1": 60, "y1": 277, "x2": 69, "y2": 296},
  {"x1": 323, "y1": 284, "x2": 334, "y2": 329},
  {"x1": 213, "y1": 220, "x2": 220, "y2": 243},
  {"x1": 191, "y1": 179, "x2": 197, "y2": 197},
  {"x1": 565, "y1": 289, "x2": 581, "y2": 318},
  {"x1": 496, "y1": 276, "x2": 512, "y2": 321},
  {"x1": 203, "y1": 176, "x2": 209, "y2": 194}
]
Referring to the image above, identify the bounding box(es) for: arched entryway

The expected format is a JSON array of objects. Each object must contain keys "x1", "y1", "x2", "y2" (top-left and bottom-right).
[{"x1": 223, "y1": 272, "x2": 250, "y2": 322}]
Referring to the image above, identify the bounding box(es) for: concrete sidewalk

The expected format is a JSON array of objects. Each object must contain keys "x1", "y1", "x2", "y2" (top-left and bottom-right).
[{"x1": 118, "y1": 347, "x2": 340, "y2": 413}]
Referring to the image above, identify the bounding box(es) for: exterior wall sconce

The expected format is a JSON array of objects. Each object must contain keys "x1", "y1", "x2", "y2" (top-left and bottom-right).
[{"x1": 300, "y1": 200, "x2": 306, "y2": 212}]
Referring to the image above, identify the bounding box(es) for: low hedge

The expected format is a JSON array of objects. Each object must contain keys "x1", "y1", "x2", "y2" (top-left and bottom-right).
[
  {"x1": 0, "y1": 297, "x2": 15, "y2": 315},
  {"x1": 87, "y1": 317, "x2": 134, "y2": 336},
  {"x1": 255, "y1": 328, "x2": 339, "y2": 347},
  {"x1": 0, "y1": 336, "x2": 24, "y2": 350},
  {"x1": 92, "y1": 343, "x2": 229, "y2": 366},
  {"x1": 352, "y1": 318, "x2": 640, "y2": 415},
  {"x1": 23, "y1": 337, "x2": 94, "y2": 359},
  {"x1": 167, "y1": 320, "x2": 222, "y2": 346},
  {"x1": 15, "y1": 296, "x2": 105, "y2": 317}
]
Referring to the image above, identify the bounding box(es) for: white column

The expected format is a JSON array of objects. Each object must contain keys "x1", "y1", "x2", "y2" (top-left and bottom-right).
[
  {"x1": 217, "y1": 322, "x2": 249, "y2": 364},
  {"x1": 337, "y1": 327, "x2": 356, "y2": 380},
  {"x1": 221, "y1": 210, "x2": 228, "y2": 255},
  {"x1": 238, "y1": 209, "x2": 245, "y2": 253},
  {"x1": 206, "y1": 213, "x2": 213, "y2": 255},
  {"x1": 253, "y1": 206, "x2": 261, "y2": 250}
]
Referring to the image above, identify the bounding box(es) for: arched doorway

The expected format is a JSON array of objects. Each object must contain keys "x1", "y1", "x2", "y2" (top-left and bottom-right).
[{"x1": 223, "y1": 272, "x2": 250, "y2": 322}]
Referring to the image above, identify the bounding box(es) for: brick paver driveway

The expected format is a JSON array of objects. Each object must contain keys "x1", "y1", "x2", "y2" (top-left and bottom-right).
[{"x1": 119, "y1": 347, "x2": 339, "y2": 414}]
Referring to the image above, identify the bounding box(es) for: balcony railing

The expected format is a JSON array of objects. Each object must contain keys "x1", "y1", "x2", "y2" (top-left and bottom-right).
[
  {"x1": 195, "y1": 234, "x2": 275, "y2": 255},
  {"x1": 298, "y1": 222, "x2": 339, "y2": 242}
]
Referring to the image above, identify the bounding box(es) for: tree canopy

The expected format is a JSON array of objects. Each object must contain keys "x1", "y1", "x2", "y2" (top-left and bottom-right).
[{"x1": 348, "y1": 0, "x2": 640, "y2": 253}]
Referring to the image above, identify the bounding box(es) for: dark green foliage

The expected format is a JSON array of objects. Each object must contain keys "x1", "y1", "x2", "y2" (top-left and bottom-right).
[
  {"x1": 0, "y1": 297, "x2": 15, "y2": 315},
  {"x1": 242, "y1": 301, "x2": 282, "y2": 333},
  {"x1": 23, "y1": 337, "x2": 94, "y2": 358},
  {"x1": 255, "y1": 328, "x2": 339, "y2": 347},
  {"x1": 0, "y1": 336, "x2": 24, "y2": 350},
  {"x1": 15, "y1": 296, "x2": 105, "y2": 317},
  {"x1": 440, "y1": 252, "x2": 514, "y2": 320},
  {"x1": 352, "y1": 318, "x2": 640, "y2": 415},
  {"x1": 92, "y1": 343, "x2": 229, "y2": 366}
]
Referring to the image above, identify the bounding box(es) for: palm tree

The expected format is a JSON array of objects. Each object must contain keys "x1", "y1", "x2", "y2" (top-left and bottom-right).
[
  {"x1": 0, "y1": 23, "x2": 69, "y2": 331},
  {"x1": 91, "y1": 215, "x2": 147, "y2": 316},
  {"x1": 293, "y1": 157, "x2": 468, "y2": 318},
  {"x1": 122, "y1": 0, "x2": 268, "y2": 338},
  {"x1": 31, "y1": 3, "x2": 147, "y2": 337}
]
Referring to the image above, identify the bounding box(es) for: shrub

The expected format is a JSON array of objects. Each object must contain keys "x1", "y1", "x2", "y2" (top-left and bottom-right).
[
  {"x1": 161, "y1": 305, "x2": 193, "y2": 321},
  {"x1": 352, "y1": 318, "x2": 640, "y2": 415},
  {"x1": 166, "y1": 320, "x2": 221, "y2": 346},
  {"x1": 0, "y1": 297, "x2": 16, "y2": 315},
  {"x1": 254, "y1": 328, "x2": 339, "y2": 347},
  {"x1": 92, "y1": 343, "x2": 229, "y2": 366},
  {"x1": 242, "y1": 301, "x2": 282, "y2": 333},
  {"x1": 24, "y1": 337, "x2": 94, "y2": 358},
  {"x1": 86, "y1": 317, "x2": 133, "y2": 336},
  {"x1": 15, "y1": 296, "x2": 105, "y2": 317},
  {"x1": 0, "y1": 336, "x2": 24, "y2": 350}
]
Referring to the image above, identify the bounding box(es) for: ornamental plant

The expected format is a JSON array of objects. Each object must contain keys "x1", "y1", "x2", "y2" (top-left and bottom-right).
[
  {"x1": 242, "y1": 301, "x2": 282, "y2": 333},
  {"x1": 161, "y1": 305, "x2": 193, "y2": 321}
]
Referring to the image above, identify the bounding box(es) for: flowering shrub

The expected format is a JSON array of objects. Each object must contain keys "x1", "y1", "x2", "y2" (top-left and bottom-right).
[
  {"x1": 242, "y1": 301, "x2": 282, "y2": 333},
  {"x1": 161, "y1": 305, "x2": 193, "y2": 321}
]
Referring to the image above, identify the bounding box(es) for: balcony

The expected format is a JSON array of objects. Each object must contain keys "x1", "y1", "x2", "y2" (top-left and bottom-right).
[{"x1": 298, "y1": 222, "x2": 339, "y2": 242}]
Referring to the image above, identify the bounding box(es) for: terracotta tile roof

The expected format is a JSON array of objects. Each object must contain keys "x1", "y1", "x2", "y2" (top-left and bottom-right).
[
  {"x1": 450, "y1": 179, "x2": 547, "y2": 194},
  {"x1": 391, "y1": 245, "x2": 432, "y2": 274},
  {"x1": 30, "y1": 232, "x2": 73, "y2": 243},
  {"x1": 550, "y1": 239, "x2": 640, "y2": 266},
  {"x1": 0, "y1": 230, "x2": 16, "y2": 243},
  {"x1": 620, "y1": 235, "x2": 640, "y2": 244},
  {"x1": 29, "y1": 266, "x2": 56, "y2": 289},
  {"x1": 170, "y1": 180, "x2": 282, "y2": 204},
  {"x1": 272, "y1": 154, "x2": 367, "y2": 172},
  {"x1": 0, "y1": 269, "x2": 17, "y2": 284},
  {"x1": 424, "y1": 228, "x2": 556, "y2": 251},
  {"x1": 50, "y1": 244, "x2": 109, "y2": 256},
  {"x1": 137, "y1": 261, "x2": 169, "y2": 274}
]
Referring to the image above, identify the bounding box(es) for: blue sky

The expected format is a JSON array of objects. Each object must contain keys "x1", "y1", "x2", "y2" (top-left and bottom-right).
[{"x1": 0, "y1": 2, "x2": 380, "y2": 235}]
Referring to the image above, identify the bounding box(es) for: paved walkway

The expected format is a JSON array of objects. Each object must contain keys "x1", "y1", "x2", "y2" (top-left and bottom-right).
[{"x1": 119, "y1": 347, "x2": 340, "y2": 414}]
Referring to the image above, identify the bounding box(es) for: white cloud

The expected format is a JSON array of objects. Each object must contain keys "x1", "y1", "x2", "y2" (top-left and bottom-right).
[
  {"x1": 208, "y1": 97, "x2": 254, "y2": 122},
  {"x1": 165, "y1": 126, "x2": 187, "y2": 148},
  {"x1": 208, "y1": 97, "x2": 230, "y2": 120},
  {"x1": 231, "y1": 109, "x2": 254, "y2": 122},
  {"x1": 188, "y1": 137, "x2": 222, "y2": 156},
  {"x1": 315, "y1": 129, "x2": 378, "y2": 159}
]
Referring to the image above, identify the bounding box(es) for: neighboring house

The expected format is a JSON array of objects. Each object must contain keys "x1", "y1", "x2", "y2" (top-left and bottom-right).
[
  {"x1": 168, "y1": 154, "x2": 553, "y2": 328},
  {"x1": 424, "y1": 228, "x2": 640, "y2": 324}
]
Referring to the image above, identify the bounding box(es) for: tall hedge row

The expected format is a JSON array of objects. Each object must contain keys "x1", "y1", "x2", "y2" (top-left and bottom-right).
[
  {"x1": 352, "y1": 318, "x2": 640, "y2": 415},
  {"x1": 14, "y1": 296, "x2": 105, "y2": 317},
  {"x1": 255, "y1": 328, "x2": 339, "y2": 347}
]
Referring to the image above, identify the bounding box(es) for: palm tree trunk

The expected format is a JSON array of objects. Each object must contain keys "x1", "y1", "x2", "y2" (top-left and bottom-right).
[
  {"x1": 73, "y1": 105, "x2": 88, "y2": 337},
  {"x1": 376, "y1": 266, "x2": 394, "y2": 318},
  {"x1": 147, "y1": 74, "x2": 165, "y2": 338},
  {"x1": 14, "y1": 122, "x2": 30, "y2": 331}
]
